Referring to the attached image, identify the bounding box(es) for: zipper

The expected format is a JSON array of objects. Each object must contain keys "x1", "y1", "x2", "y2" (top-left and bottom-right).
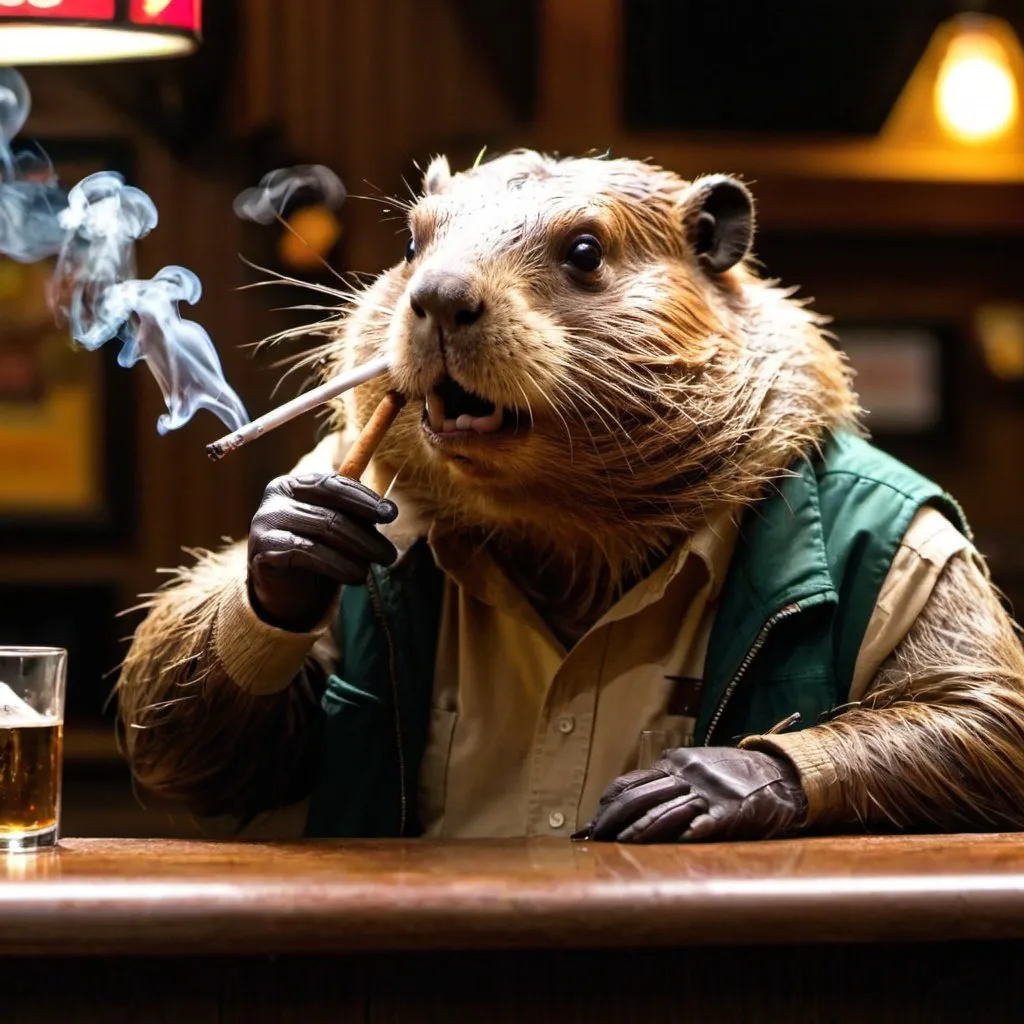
[
  {"x1": 703, "y1": 602, "x2": 801, "y2": 745},
  {"x1": 366, "y1": 573, "x2": 408, "y2": 836}
]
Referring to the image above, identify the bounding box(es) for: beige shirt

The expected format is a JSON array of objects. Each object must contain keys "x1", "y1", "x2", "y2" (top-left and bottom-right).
[{"x1": 420, "y1": 516, "x2": 738, "y2": 837}]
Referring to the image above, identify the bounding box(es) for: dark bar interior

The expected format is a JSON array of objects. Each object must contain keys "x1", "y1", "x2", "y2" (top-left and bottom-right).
[{"x1": 2, "y1": 2, "x2": 1024, "y2": 1020}]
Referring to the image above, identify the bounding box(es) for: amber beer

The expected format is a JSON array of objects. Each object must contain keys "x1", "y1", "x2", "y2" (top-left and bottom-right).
[
  {"x1": 0, "y1": 717, "x2": 62, "y2": 838},
  {"x1": 0, "y1": 647, "x2": 66, "y2": 850}
]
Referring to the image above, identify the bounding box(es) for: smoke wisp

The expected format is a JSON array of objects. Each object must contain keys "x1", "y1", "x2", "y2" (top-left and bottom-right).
[
  {"x1": 0, "y1": 68, "x2": 248, "y2": 435},
  {"x1": 233, "y1": 164, "x2": 346, "y2": 225},
  {"x1": 0, "y1": 70, "x2": 66, "y2": 263}
]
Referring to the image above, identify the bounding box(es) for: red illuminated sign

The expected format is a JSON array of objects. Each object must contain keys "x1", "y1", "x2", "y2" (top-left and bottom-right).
[
  {"x1": 129, "y1": 0, "x2": 200, "y2": 32},
  {"x1": 0, "y1": 0, "x2": 116, "y2": 18}
]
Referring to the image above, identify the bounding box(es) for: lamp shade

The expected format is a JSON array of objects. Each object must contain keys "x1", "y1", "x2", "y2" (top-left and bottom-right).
[
  {"x1": 883, "y1": 13, "x2": 1024, "y2": 153},
  {"x1": 0, "y1": 0, "x2": 201, "y2": 64}
]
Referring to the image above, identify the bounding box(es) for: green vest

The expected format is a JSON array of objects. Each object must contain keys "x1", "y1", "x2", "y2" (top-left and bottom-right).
[{"x1": 304, "y1": 433, "x2": 969, "y2": 838}]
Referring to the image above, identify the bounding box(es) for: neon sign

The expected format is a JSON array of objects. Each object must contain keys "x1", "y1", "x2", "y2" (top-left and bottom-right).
[
  {"x1": 130, "y1": 0, "x2": 200, "y2": 32},
  {"x1": 0, "y1": 0, "x2": 116, "y2": 17},
  {"x1": 0, "y1": 0, "x2": 200, "y2": 63}
]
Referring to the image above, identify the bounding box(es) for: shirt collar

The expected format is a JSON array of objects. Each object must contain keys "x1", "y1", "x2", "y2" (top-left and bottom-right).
[{"x1": 426, "y1": 509, "x2": 740, "y2": 629}]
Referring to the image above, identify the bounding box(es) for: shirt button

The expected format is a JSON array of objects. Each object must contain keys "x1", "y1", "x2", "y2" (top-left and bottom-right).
[
  {"x1": 548, "y1": 810, "x2": 566, "y2": 830},
  {"x1": 557, "y1": 716, "x2": 575, "y2": 734}
]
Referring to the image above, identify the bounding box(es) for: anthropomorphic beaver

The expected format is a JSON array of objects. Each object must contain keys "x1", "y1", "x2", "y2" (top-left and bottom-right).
[{"x1": 118, "y1": 150, "x2": 1024, "y2": 842}]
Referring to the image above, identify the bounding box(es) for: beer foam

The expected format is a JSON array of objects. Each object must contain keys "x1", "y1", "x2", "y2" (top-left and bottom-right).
[{"x1": 0, "y1": 682, "x2": 56, "y2": 727}]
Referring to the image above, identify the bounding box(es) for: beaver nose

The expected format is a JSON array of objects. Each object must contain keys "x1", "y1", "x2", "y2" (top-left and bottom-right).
[{"x1": 410, "y1": 270, "x2": 484, "y2": 331}]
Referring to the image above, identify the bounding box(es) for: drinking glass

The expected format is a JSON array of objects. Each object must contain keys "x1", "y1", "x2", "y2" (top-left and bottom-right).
[
  {"x1": 637, "y1": 727, "x2": 693, "y2": 770},
  {"x1": 0, "y1": 647, "x2": 66, "y2": 852}
]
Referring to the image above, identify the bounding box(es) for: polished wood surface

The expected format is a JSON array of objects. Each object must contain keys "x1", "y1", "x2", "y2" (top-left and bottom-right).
[
  {"x1": 3, "y1": 834, "x2": 1024, "y2": 956},
  {"x1": 6, "y1": 836, "x2": 1024, "y2": 1021}
]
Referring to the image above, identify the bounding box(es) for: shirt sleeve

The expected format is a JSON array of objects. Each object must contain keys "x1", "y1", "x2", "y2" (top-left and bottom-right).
[{"x1": 848, "y1": 505, "x2": 976, "y2": 702}]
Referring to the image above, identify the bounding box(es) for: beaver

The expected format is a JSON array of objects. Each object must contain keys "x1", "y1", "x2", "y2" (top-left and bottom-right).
[{"x1": 117, "y1": 149, "x2": 1024, "y2": 841}]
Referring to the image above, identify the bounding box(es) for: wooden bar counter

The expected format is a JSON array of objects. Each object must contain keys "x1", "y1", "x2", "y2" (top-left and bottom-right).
[{"x1": 3, "y1": 834, "x2": 1024, "y2": 1021}]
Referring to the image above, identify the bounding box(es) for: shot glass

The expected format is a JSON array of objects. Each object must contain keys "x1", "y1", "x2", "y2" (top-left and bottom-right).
[
  {"x1": 637, "y1": 727, "x2": 693, "y2": 770},
  {"x1": 0, "y1": 647, "x2": 66, "y2": 852}
]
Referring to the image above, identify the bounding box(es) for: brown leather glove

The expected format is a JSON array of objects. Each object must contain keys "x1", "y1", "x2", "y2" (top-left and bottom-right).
[
  {"x1": 576, "y1": 747, "x2": 808, "y2": 843},
  {"x1": 248, "y1": 472, "x2": 398, "y2": 632}
]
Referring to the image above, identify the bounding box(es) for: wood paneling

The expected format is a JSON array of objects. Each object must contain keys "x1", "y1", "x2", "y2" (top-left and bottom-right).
[{"x1": 4, "y1": 943, "x2": 1024, "y2": 1024}]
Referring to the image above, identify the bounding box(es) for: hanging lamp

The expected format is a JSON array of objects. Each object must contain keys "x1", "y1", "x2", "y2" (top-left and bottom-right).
[{"x1": 0, "y1": 0, "x2": 201, "y2": 65}]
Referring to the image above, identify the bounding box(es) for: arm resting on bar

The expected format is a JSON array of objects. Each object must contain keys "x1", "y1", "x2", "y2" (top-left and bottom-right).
[{"x1": 746, "y1": 549, "x2": 1024, "y2": 830}]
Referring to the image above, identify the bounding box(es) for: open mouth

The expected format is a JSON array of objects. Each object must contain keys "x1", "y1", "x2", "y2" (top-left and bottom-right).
[{"x1": 424, "y1": 375, "x2": 518, "y2": 436}]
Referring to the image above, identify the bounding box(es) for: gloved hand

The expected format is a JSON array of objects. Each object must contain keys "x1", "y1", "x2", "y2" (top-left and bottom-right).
[
  {"x1": 247, "y1": 472, "x2": 398, "y2": 632},
  {"x1": 576, "y1": 747, "x2": 808, "y2": 843}
]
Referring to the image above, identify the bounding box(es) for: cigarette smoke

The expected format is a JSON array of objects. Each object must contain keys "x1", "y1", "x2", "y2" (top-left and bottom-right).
[
  {"x1": 233, "y1": 164, "x2": 346, "y2": 225},
  {"x1": 0, "y1": 70, "x2": 66, "y2": 262},
  {"x1": 0, "y1": 68, "x2": 248, "y2": 435}
]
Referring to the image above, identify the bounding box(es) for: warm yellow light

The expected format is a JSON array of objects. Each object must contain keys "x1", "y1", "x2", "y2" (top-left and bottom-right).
[
  {"x1": 278, "y1": 206, "x2": 342, "y2": 272},
  {"x1": 882, "y1": 13, "x2": 1024, "y2": 166},
  {"x1": 0, "y1": 24, "x2": 196, "y2": 64},
  {"x1": 935, "y1": 32, "x2": 1018, "y2": 143},
  {"x1": 975, "y1": 303, "x2": 1024, "y2": 381}
]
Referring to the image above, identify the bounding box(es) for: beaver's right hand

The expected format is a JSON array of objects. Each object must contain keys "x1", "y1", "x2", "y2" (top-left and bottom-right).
[{"x1": 247, "y1": 472, "x2": 399, "y2": 632}]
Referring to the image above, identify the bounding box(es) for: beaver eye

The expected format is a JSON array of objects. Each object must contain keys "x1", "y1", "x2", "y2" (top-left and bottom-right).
[
  {"x1": 565, "y1": 234, "x2": 603, "y2": 273},
  {"x1": 405, "y1": 236, "x2": 416, "y2": 262}
]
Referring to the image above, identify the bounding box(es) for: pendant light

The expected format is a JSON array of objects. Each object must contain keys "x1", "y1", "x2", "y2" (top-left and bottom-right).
[{"x1": 0, "y1": 1, "x2": 201, "y2": 65}]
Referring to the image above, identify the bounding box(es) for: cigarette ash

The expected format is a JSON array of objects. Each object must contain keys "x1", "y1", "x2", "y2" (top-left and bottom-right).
[{"x1": 0, "y1": 68, "x2": 248, "y2": 436}]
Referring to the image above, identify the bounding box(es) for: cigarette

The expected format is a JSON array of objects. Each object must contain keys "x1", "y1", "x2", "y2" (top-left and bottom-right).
[
  {"x1": 339, "y1": 390, "x2": 406, "y2": 481},
  {"x1": 206, "y1": 355, "x2": 391, "y2": 461}
]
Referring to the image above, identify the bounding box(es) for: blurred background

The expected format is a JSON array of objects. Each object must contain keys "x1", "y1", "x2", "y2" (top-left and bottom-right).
[{"x1": 0, "y1": 0, "x2": 1022, "y2": 836}]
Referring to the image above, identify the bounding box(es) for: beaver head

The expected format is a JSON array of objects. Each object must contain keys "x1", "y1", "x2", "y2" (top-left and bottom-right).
[{"x1": 327, "y1": 149, "x2": 859, "y2": 582}]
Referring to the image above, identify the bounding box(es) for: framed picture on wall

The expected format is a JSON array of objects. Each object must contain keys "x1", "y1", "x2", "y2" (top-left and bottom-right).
[
  {"x1": 0, "y1": 140, "x2": 136, "y2": 544},
  {"x1": 831, "y1": 320, "x2": 957, "y2": 446}
]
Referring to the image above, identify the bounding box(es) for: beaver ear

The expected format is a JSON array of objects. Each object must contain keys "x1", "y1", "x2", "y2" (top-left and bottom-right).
[
  {"x1": 424, "y1": 155, "x2": 452, "y2": 195},
  {"x1": 683, "y1": 175, "x2": 754, "y2": 273}
]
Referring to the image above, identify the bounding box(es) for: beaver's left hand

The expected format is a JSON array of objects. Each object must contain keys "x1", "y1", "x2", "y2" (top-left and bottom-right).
[{"x1": 577, "y1": 747, "x2": 808, "y2": 843}]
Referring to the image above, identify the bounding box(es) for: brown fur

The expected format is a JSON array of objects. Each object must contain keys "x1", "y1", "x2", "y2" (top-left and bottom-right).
[
  {"x1": 116, "y1": 150, "x2": 1024, "y2": 830},
  {"x1": 117, "y1": 543, "x2": 322, "y2": 820},
  {"x1": 813, "y1": 552, "x2": 1024, "y2": 830}
]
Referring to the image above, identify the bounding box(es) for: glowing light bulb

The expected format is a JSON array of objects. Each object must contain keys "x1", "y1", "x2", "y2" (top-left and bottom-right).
[
  {"x1": 935, "y1": 33, "x2": 1018, "y2": 143},
  {"x1": 277, "y1": 206, "x2": 342, "y2": 271}
]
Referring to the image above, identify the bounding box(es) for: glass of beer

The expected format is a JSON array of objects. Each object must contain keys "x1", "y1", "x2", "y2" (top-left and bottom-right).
[{"x1": 0, "y1": 647, "x2": 66, "y2": 852}]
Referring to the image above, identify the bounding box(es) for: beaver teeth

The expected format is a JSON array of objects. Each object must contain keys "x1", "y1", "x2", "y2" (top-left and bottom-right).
[
  {"x1": 427, "y1": 379, "x2": 505, "y2": 434},
  {"x1": 425, "y1": 391, "x2": 444, "y2": 431}
]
